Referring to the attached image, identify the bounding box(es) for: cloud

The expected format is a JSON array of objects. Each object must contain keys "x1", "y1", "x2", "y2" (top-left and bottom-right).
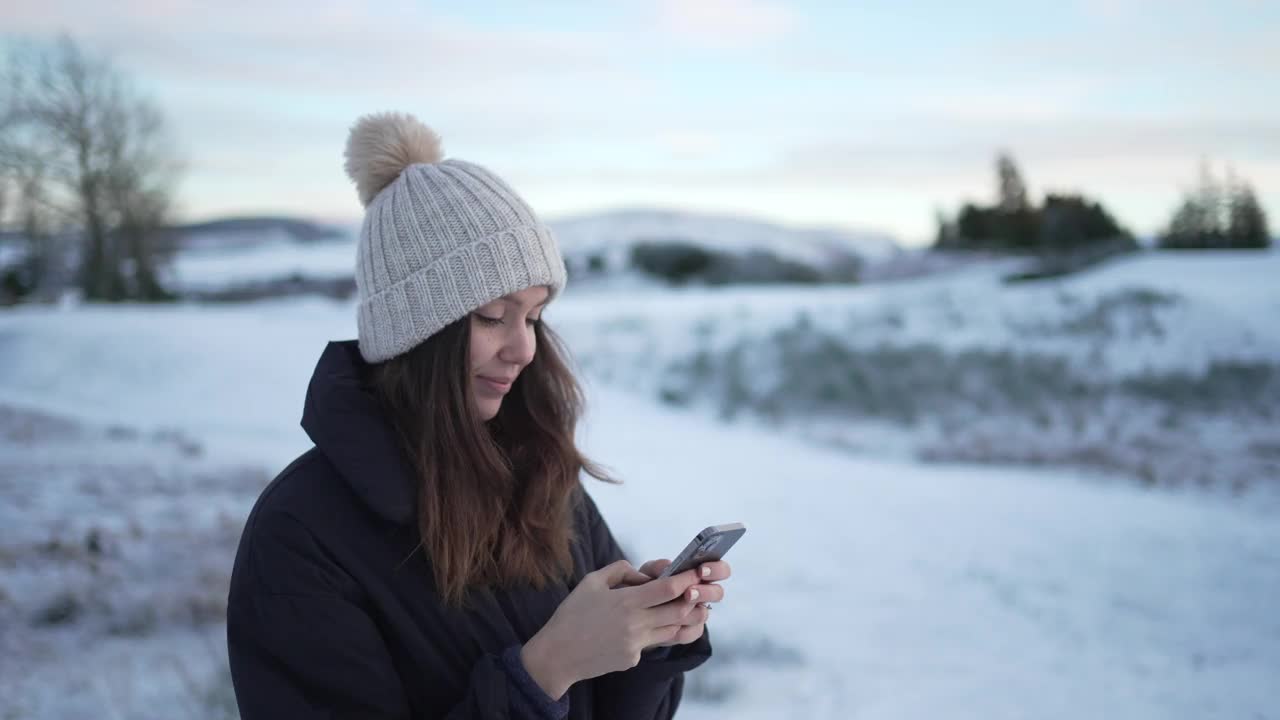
[
  {"x1": 2, "y1": 1, "x2": 667, "y2": 155},
  {"x1": 654, "y1": 130, "x2": 724, "y2": 159},
  {"x1": 503, "y1": 115, "x2": 1280, "y2": 199},
  {"x1": 980, "y1": 24, "x2": 1279, "y2": 78},
  {"x1": 654, "y1": 0, "x2": 799, "y2": 47},
  {"x1": 3, "y1": 2, "x2": 627, "y2": 98},
  {"x1": 776, "y1": 117, "x2": 1280, "y2": 181},
  {"x1": 902, "y1": 80, "x2": 1106, "y2": 124}
]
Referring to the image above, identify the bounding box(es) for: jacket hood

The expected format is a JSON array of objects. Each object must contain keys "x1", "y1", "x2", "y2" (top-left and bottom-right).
[{"x1": 301, "y1": 340, "x2": 416, "y2": 525}]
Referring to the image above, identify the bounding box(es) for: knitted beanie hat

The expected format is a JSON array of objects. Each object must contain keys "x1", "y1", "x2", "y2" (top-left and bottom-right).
[{"x1": 343, "y1": 112, "x2": 567, "y2": 363}]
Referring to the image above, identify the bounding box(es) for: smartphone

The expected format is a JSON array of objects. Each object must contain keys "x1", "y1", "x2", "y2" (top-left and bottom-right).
[{"x1": 655, "y1": 522, "x2": 746, "y2": 578}]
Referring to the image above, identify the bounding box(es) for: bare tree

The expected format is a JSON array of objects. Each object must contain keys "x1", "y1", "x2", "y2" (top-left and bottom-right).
[
  {"x1": 1, "y1": 36, "x2": 180, "y2": 301},
  {"x1": 996, "y1": 152, "x2": 1029, "y2": 213}
]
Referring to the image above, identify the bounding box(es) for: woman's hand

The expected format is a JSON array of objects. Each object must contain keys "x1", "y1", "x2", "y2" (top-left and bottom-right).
[
  {"x1": 520, "y1": 559, "x2": 707, "y2": 698},
  {"x1": 631, "y1": 558, "x2": 730, "y2": 650}
]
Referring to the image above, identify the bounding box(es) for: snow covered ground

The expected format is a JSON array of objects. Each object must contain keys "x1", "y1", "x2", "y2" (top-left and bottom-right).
[
  {"x1": 165, "y1": 234, "x2": 358, "y2": 293},
  {"x1": 1, "y1": 249, "x2": 1278, "y2": 718},
  {"x1": 555, "y1": 249, "x2": 1280, "y2": 498},
  {"x1": 582, "y1": 386, "x2": 1280, "y2": 719}
]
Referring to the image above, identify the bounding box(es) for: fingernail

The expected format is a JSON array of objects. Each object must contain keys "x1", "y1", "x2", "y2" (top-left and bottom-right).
[
  {"x1": 689, "y1": 589, "x2": 699, "y2": 601},
  {"x1": 701, "y1": 566, "x2": 711, "y2": 577}
]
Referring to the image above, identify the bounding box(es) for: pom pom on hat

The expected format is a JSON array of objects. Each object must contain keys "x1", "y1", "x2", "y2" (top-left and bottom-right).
[{"x1": 344, "y1": 111, "x2": 443, "y2": 207}]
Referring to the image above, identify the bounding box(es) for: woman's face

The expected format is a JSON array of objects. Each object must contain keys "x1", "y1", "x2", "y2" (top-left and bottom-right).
[{"x1": 468, "y1": 285, "x2": 550, "y2": 421}]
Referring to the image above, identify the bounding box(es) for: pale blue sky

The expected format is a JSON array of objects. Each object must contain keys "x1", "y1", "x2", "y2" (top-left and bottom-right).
[{"x1": 5, "y1": 0, "x2": 1277, "y2": 245}]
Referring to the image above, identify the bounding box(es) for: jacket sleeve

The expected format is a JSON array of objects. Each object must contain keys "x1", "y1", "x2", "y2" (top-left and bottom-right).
[
  {"x1": 226, "y1": 510, "x2": 550, "y2": 719},
  {"x1": 577, "y1": 487, "x2": 714, "y2": 720}
]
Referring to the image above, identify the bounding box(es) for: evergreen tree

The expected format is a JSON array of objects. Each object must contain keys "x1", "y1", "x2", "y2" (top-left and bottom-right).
[
  {"x1": 955, "y1": 204, "x2": 993, "y2": 247},
  {"x1": 1199, "y1": 162, "x2": 1229, "y2": 247},
  {"x1": 1226, "y1": 180, "x2": 1270, "y2": 249},
  {"x1": 933, "y1": 207, "x2": 956, "y2": 249},
  {"x1": 1038, "y1": 194, "x2": 1131, "y2": 250},
  {"x1": 1162, "y1": 197, "x2": 1204, "y2": 249},
  {"x1": 986, "y1": 154, "x2": 1037, "y2": 248},
  {"x1": 937, "y1": 153, "x2": 1131, "y2": 254},
  {"x1": 1160, "y1": 162, "x2": 1271, "y2": 250}
]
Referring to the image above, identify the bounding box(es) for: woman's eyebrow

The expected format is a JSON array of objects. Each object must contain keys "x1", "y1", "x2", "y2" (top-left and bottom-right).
[{"x1": 501, "y1": 296, "x2": 550, "y2": 308}]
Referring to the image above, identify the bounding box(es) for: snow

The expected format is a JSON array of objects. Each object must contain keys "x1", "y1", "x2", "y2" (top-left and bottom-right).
[
  {"x1": 554, "y1": 248, "x2": 1280, "y2": 377},
  {"x1": 581, "y1": 385, "x2": 1280, "y2": 719},
  {"x1": 551, "y1": 208, "x2": 902, "y2": 267},
  {"x1": 1, "y1": 248, "x2": 1278, "y2": 719},
  {"x1": 165, "y1": 235, "x2": 358, "y2": 292},
  {"x1": 1060, "y1": 249, "x2": 1280, "y2": 311}
]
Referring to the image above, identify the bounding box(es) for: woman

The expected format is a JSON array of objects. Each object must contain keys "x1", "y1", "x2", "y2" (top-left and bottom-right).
[{"x1": 226, "y1": 112, "x2": 729, "y2": 719}]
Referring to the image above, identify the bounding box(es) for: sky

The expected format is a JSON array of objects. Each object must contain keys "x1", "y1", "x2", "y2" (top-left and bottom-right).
[{"x1": 4, "y1": 0, "x2": 1278, "y2": 246}]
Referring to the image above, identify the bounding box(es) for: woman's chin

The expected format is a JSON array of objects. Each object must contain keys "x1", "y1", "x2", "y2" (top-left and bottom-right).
[{"x1": 477, "y1": 399, "x2": 501, "y2": 421}]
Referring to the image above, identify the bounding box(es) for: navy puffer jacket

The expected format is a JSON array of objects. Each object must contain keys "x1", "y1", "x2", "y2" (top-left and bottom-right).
[{"x1": 226, "y1": 340, "x2": 712, "y2": 719}]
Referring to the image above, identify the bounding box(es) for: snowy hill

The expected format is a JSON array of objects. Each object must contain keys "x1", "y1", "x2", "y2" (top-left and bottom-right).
[
  {"x1": 552, "y1": 208, "x2": 900, "y2": 285},
  {"x1": 554, "y1": 208, "x2": 901, "y2": 262},
  {"x1": 160, "y1": 217, "x2": 358, "y2": 296},
  {"x1": 160, "y1": 209, "x2": 902, "y2": 296},
  {"x1": 169, "y1": 216, "x2": 351, "y2": 251},
  {"x1": 550, "y1": 247, "x2": 1280, "y2": 495}
]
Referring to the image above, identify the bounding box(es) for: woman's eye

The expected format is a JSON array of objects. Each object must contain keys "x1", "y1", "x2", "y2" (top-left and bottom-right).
[{"x1": 474, "y1": 312, "x2": 539, "y2": 328}]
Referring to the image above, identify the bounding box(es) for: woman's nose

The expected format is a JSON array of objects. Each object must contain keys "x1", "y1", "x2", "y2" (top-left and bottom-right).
[{"x1": 499, "y1": 324, "x2": 536, "y2": 366}]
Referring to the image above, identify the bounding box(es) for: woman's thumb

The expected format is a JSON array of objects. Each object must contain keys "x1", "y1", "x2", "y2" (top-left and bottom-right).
[{"x1": 596, "y1": 559, "x2": 652, "y2": 588}]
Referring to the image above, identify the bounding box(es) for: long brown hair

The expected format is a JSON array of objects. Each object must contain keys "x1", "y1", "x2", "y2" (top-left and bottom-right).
[{"x1": 367, "y1": 315, "x2": 614, "y2": 608}]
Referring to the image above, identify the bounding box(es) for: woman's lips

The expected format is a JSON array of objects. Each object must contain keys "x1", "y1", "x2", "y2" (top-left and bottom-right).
[{"x1": 478, "y1": 376, "x2": 513, "y2": 394}]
